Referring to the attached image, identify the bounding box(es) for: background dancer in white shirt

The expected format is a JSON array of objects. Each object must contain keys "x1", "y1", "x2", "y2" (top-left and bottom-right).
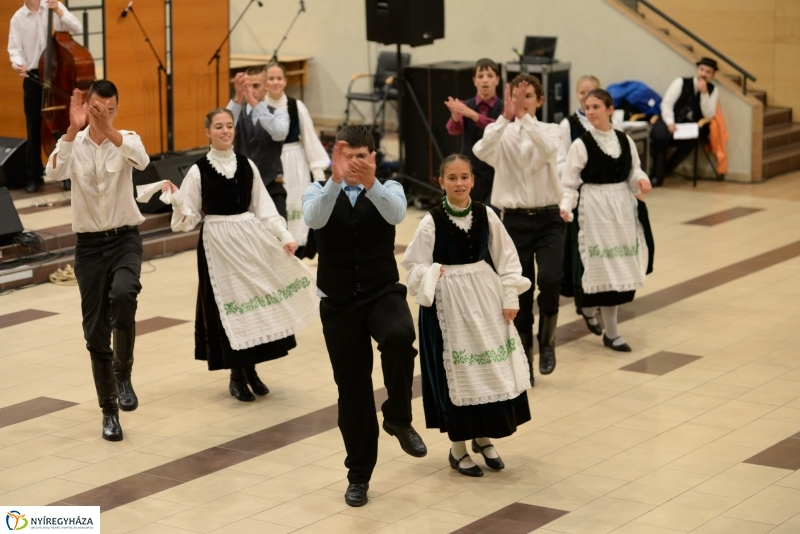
[{"x1": 46, "y1": 81, "x2": 149, "y2": 441}]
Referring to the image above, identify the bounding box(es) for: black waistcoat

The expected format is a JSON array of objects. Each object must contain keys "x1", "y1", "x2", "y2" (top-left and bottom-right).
[
  {"x1": 579, "y1": 130, "x2": 632, "y2": 185},
  {"x1": 461, "y1": 96, "x2": 504, "y2": 181},
  {"x1": 314, "y1": 182, "x2": 399, "y2": 302},
  {"x1": 567, "y1": 113, "x2": 588, "y2": 142},
  {"x1": 234, "y1": 106, "x2": 284, "y2": 185},
  {"x1": 284, "y1": 97, "x2": 301, "y2": 144},
  {"x1": 430, "y1": 202, "x2": 490, "y2": 265},
  {"x1": 197, "y1": 155, "x2": 253, "y2": 215},
  {"x1": 673, "y1": 77, "x2": 715, "y2": 124}
]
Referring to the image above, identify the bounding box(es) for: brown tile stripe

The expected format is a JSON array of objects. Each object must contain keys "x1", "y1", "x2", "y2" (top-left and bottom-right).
[
  {"x1": 16, "y1": 199, "x2": 72, "y2": 215},
  {"x1": 136, "y1": 316, "x2": 190, "y2": 336},
  {"x1": 744, "y1": 435, "x2": 800, "y2": 471},
  {"x1": 620, "y1": 351, "x2": 703, "y2": 376},
  {"x1": 452, "y1": 503, "x2": 568, "y2": 534},
  {"x1": 394, "y1": 244, "x2": 407, "y2": 255},
  {"x1": 0, "y1": 309, "x2": 58, "y2": 330},
  {"x1": 0, "y1": 397, "x2": 77, "y2": 428},
  {"x1": 684, "y1": 207, "x2": 764, "y2": 226}
]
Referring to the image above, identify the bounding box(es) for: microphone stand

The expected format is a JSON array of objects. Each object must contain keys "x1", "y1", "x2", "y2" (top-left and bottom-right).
[
  {"x1": 208, "y1": 0, "x2": 261, "y2": 107},
  {"x1": 271, "y1": 2, "x2": 305, "y2": 62},
  {"x1": 127, "y1": 6, "x2": 173, "y2": 156}
]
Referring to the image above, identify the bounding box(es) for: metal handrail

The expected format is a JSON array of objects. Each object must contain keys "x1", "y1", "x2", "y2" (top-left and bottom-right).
[{"x1": 634, "y1": 0, "x2": 756, "y2": 94}]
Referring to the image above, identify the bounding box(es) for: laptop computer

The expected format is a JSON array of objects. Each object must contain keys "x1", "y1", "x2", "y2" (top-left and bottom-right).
[{"x1": 522, "y1": 36, "x2": 557, "y2": 64}]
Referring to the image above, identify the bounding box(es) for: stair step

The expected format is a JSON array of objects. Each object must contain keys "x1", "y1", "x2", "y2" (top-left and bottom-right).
[
  {"x1": 764, "y1": 106, "x2": 793, "y2": 128},
  {"x1": 763, "y1": 123, "x2": 800, "y2": 151},
  {"x1": 762, "y1": 141, "x2": 800, "y2": 179},
  {"x1": 659, "y1": 27, "x2": 670, "y2": 36},
  {"x1": 725, "y1": 73, "x2": 744, "y2": 87},
  {"x1": 750, "y1": 90, "x2": 767, "y2": 106},
  {"x1": 680, "y1": 43, "x2": 694, "y2": 52}
]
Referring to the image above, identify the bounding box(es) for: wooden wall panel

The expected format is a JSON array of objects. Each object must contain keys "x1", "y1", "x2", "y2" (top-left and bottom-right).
[
  {"x1": 104, "y1": 0, "x2": 166, "y2": 155},
  {"x1": 172, "y1": 1, "x2": 229, "y2": 151},
  {"x1": 1, "y1": 4, "x2": 35, "y2": 140}
]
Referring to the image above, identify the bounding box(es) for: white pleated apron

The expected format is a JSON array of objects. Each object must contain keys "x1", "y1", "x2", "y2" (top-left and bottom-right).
[
  {"x1": 202, "y1": 212, "x2": 319, "y2": 350},
  {"x1": 577, "y1": 182, "x2": 648, "y2": 294},
  {"x1": 433, "y1": 261, "x2": 531, "y2": 406},
  {"x1": 281, "y1": 142, "x2": 312, "y2": 246}
]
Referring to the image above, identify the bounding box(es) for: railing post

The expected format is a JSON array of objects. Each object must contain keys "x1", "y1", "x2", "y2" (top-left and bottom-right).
[{"x1": 742, "y1": 78, "x2": 747, "y2": 95}]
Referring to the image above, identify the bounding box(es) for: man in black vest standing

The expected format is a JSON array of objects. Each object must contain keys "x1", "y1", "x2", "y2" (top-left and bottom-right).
[
  {"x1": 302, "y1": 125, "x2": 426, "y2": 508},
  {"x1": 650, "y1": 57, "x2": 718, "y2": 186},
  {"x1": 228, "y1": 67, "x2": 290, "y2": 216}
]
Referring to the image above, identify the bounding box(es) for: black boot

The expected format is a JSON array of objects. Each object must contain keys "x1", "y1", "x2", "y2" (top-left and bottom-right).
[
  {"x1": 113, "y1": 326, "x2": 138, "y2": 411},
  {"x1": 519, "y1": 332, "x2": 534, "y2": 386},
  {"x1": 91, "y1": 358, "x2": 123, "y2": 441},
  {"x1": 243, "y1": 365, "x2": 269, "y2": 395},
  {"x1": 538, "y1": 312, "x2": 558, "y2": 375},
  {"x1": 229, "y1": 367, "x2": 256, "y2": 402}
]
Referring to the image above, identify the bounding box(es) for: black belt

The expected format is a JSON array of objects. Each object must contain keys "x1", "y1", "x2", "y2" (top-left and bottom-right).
[
  {"x1": 77, "y1": 225, "x2": 138, "y2": 239},
  {"x1": 502, "y1": 205, "x2": 560, "y2": 217}
]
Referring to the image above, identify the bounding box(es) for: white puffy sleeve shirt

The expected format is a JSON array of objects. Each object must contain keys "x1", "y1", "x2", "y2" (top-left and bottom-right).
[{"x1": 400, "y1": 208, "x2": 531, "y2": 309}]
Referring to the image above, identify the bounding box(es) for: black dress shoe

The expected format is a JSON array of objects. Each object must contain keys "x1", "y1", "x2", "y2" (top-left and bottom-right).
[
  {"x1": 344, "y1": 483, "x2": 369, "y2": 507},
  {"x1": 471, "y1": 439, "x2": 505, "y2": 470},
  {"x1": 449, "y1": 450, "x2": 483, "y2": 477},
  {"x1": 63, "y1": 178, "x2": 72, "y2": 191},
  {"x1": 581, "y1": 313, "x2": 603, "y2": 336},
  {"x1": 603, "y1": 334, "x2": 632, "y2": 352},
  {"x1": 229, "y1": 368, "x2": 256, "y2": 402},
  {"x1": 382, "y1": 421, "x2": 427, "y2": 457},
  {"x1": 102, "y1": 413, "x2": 123, "y2": 441},
  {"x1": 243, "y1": 366, "x2": 269, "y2": 395},
  {"x1": 25, "y1": 179, "x2": 42, "y2": 193}
]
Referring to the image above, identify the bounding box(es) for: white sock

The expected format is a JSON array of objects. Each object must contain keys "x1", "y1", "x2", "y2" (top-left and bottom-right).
[
  {"x1": 451, "y1": 441, "x2": 476, "y2": 468},
  {"x1": 475, "y1": 437, "x2": 499, "y2": 459},
  {"x1": 582, "y1": 306, "x2": 599, "y2": 325},
  {"x1": 600, "y1": 306, "x2": 626, "y2": 345}
]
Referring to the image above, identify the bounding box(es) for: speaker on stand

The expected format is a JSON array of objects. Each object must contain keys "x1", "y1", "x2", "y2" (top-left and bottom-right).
[{"x1": 0, "y1": 138, "x2": 28, "y2": 190}]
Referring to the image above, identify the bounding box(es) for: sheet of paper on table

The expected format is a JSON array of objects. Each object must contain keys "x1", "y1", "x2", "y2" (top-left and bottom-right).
[{"x1": 673, "y1": 123, "x2": 699, "y2": 140}]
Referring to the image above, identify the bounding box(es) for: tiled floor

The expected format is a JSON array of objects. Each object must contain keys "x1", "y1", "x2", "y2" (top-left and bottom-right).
[{"x1": 2, "y1": 170, "x2": 800, "y2": 533}]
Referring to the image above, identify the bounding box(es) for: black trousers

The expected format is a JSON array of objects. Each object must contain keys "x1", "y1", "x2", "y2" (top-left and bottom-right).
[
  {"x1": 503, "y1": 210, "x2": 566, "y2": 337},
  {"x1": 74, "y1": 231, "x2": 143, "y2": 363},
  {"x1": 23, "y1": 71, "x2": 44, "y2": 186},
  {"x1": 320, "y1": 283, "x2": 417, "y2": 484},
  {"x1": 650, "y1": 117, "x2": 709, "y2": 181},
  {"x1": 266, "y1": 180, "x2": 288, "y2": 219}
]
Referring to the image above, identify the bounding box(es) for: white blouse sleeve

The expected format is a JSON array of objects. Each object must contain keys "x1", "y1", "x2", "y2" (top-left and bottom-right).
[
  {"x1": 560, "y1": 138, "x2": 588, "y2": 213},
  {"x1": 626, "y1": 134, "x2": 650, "y2": 193},
  {"x1": 248, "y1": 160, "x2": 296, "y2": 244},
  {"x1": 297, "y1": 100, "x2": 330, "y2": 181},
  {"x1": 486, "y1": 209, "x2": 531, "y2": 309},
  {"x1": 399, "y1": 214, "x2": 437, "y2": 298},
  {"x1": 557, "y1": 118, "x2": 571, "y2": 177},
  {"x1": 169, "y1": 165, "x2": 204, "y2": 232}
]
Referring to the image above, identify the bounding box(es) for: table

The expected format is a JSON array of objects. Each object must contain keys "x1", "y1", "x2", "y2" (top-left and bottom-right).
[{"x1": 229, "y1": 54, "x2": 312, "y2": 100}]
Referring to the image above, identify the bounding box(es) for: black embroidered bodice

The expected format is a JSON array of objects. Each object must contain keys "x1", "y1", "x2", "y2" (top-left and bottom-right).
[
  {"x1": 429, "y1": 202, "x2": 490, "y2": 265},
  {"x1": 579, "y1": 130, "x2": 632, "y2": 185},
  {"x1": 197, "y1": 154, "x2": 253, "y2": 215}
]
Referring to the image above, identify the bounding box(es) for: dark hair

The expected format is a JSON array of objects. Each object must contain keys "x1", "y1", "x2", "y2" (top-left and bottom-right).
[
  {"x1": 204, "y1": 108, "x2": 234, "y2": 129},
  {"x1": 585, "y1": 88, "x2": 614, "y2": 109},
  {"x1": 87, "y1": 80, "x2": 119, "y2": 103},
  {"x1": 335, "y1": 125, "x2": 375, "y2": 153},
  {"x1": 265, "y1": 60, "x2": 287, "y2": 77},
  {"x1": 474, "y1": 58, "x2": 500, "y2": 79},
  {"x1": 439, "y1": 153, "x2": 473, "y2": 180},
  {"x1": 510, "y1": 74, "x2": 544, "y2": 100},
  {"x1": 245, "y1": 65, "x2": 266, "y2": 77}
]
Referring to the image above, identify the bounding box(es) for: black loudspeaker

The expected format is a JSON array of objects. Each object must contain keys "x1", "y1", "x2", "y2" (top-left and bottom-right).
[
  {"x1": 0, "y1": 187, "x2": 24, "y2": 245},
  {"x1": 403, "y1": 61, "x2": 501, "y2": 189},
  {"x1": 132, "y1": 154, "x2": 199, "y2": 213},
  {"x1": 365, "y1": 0, "x2": 444, "y2": 47},
  {"x1": 0, "y1": 138, "x2": 28, "y2": 190}
]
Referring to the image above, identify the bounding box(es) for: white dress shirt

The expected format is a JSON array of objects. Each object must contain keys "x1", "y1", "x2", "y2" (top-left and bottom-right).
[
  {"x1": 557, "y1": 111, "x2": 590, "y2": 177},
  {"x1": 168, "y1": 148, "x2": 294, "y2": 244},
  {"x1": 660, "y1": 76, "x2": 717, "y2": 126},
  {"x1": 560, "y1": 127, "x2": 650, "y2": 213},
  {"x1": 400, "y1": 207, "x2": 530, "y2": 309},
  {"x1": 227, "y1": 99, "x2": 289, "y2": 142},
  {"x1": 46, "y1": 127, "x2": 150, "y2": 233},
  {"x1": 472, "y1": 114, "x2": 564, "y2": 209},
  {"x1": 8, "y1": 2, "x2": 82, "y2": 70},
  {"x1": 267, "y1": 94, "x2": 330, "y2": 181}
]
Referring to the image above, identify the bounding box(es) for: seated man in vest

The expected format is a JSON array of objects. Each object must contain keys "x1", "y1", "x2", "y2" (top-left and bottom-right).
[
  {"x1": 650, "y1": 57, "x2": 718, "y2": 186},
  {"x1": 302, "y1": 125, "x2": 426, "y2": 508}
]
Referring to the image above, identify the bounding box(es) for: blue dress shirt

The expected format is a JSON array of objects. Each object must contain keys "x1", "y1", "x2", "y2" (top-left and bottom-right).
[{"x1": 302, "y1": 178, "x2": 407, "y2": 229}]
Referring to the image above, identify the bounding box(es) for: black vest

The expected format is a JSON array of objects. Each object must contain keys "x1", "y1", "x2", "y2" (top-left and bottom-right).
[
  {"x1": 284, "y1": 97, "x2": 301, "y2": 144},
  {"x1": 567, "y1": 113, "x2": 588, "y2": 142},
  {"x1": 429, "y1": 202, "x2": 490, "y2": 266},
  {"x1": 234, "y1": 105, "x2": 284, "y2": 186},
  {"x1": 314, "y1": 182, "x2": 399, "y2": 302},
  {"x1": 196, "y1": 155, "x2": 253, "y2": 215},
  {"x1": 673, "y1": 77, "x2": 715, "y2": 124},
  {"x1": 579, "y1": 130, "x2": 632, "y2": 185},
  {"x1": 461, "y1": 96, "x2": 504, "y2": 181}
]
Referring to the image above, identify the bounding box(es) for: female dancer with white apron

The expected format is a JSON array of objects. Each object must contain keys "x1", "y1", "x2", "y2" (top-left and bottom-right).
[
  {"x1": 401, "y1": 154, "x2": 532, "y2": 477},
  {"x1": 160, "y1": 108, "x2": 319, "y2": 400},
  {"x1": 560, "y1": 89, "x2": 654, "y2": 351}
]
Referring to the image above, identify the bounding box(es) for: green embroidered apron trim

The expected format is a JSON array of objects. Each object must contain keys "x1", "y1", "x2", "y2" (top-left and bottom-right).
[
  {"x1": 588, "y1": 239, "x2": 640, "y2": 259},
  {"x1": 223, "y1": 277, "x2": 311, "y2": 315},
  {"x1": 452, "y1": 338, "x2": 516, "y2": 366},
  {"x1": 286, "y1": 209, "x2": 303, "y2": 222}
]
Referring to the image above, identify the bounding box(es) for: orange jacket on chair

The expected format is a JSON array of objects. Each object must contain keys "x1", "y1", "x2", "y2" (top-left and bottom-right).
[{"x1": 705, "y1": 102, "x2": 728, "y2": 175}]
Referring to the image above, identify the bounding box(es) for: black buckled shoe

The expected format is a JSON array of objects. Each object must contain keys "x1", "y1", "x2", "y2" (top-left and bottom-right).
[
  {"x1": 344, "y1": 483, "x2": 369, "y2": 507},
  {"x1": 581, "y1": 311, "x2": 603, "y2": 336},
  {"x1": 603, "y1": 334, "x2": 632, "y2": 352},
  {"x1": 229, "y1": 368, "x2": 256, "y2": 402},
  {"x1": 243, "y1": 365, "x2": 269, "y2": 395},
  {"x1": 449, "y1": 450, "x2": 483, "y2": 477},
  {"x1": 471, "y1": 439, "x2": 505, "y2": 470},
  {"x1": 382, "y1": 421, "x2": 427, "y2": 457},
  {"x1": 537, "y1": 312, "x2": 558, "y2": 375},
  {"x1": 102, "y1": 413, "x2": 123, "y2": 441}
]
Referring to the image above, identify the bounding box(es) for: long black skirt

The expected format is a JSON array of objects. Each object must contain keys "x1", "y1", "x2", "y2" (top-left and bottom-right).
[{"x1": 194, "y1": 226, "x2": 296, "y2": 371}]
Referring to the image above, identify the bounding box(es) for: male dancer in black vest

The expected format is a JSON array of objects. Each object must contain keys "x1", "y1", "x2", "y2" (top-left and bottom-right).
[
  {"x1": 228, "y1": 67, "x2": 290, "y2": 216},
  {"x1": 302, "y1": 125, "x2": 426, "y2": 508},
  {"x1": 650, "y1": 57, "x2": 718, "y2": 186}
]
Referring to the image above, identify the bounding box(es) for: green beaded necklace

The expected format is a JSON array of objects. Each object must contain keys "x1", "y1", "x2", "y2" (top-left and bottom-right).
[{"x1": 443, "y1": 197, "x2": 472, "y2": 218}]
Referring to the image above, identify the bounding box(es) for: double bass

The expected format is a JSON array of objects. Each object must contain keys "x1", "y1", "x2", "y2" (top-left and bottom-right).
[{"x1": 38, "y1": 5, "x2": 95, "y2": 155}]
